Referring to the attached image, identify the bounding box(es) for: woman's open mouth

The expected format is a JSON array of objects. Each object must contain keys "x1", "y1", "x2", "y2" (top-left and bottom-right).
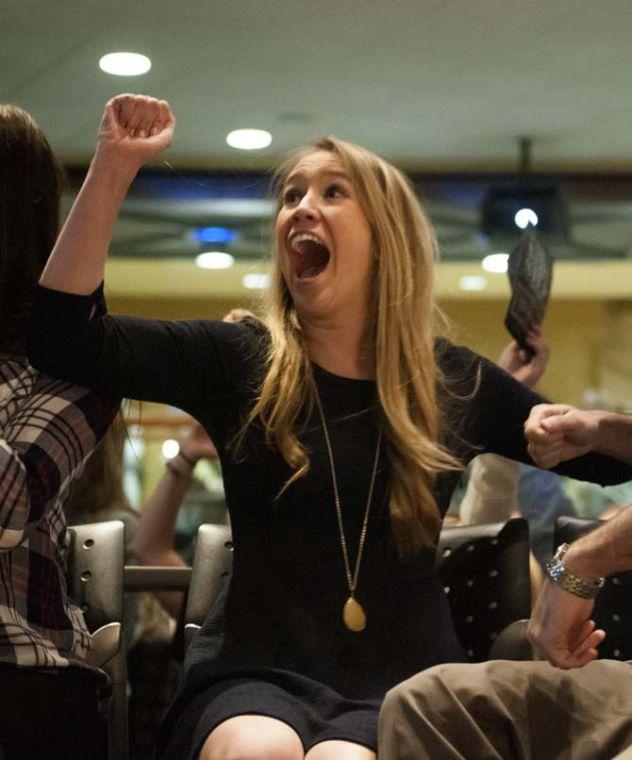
[{"x1": 289, "y1": 233, "x2": 331, "y2": 280}]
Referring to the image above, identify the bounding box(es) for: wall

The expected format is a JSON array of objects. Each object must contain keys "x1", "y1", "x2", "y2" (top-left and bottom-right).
[{"x1": 110, "y1": 294, "x2": 626, "y2": 408}]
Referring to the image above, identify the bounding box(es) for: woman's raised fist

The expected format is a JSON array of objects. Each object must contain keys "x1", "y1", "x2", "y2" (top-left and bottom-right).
[{"x1": 95, "y1": 94, "x2": 175, "y2": 169}]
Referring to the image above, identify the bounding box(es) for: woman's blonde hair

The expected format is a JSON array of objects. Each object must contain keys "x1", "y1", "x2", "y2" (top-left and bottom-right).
[{"x1": 244, "y1": 136, "x2": 462, "y2": 557}]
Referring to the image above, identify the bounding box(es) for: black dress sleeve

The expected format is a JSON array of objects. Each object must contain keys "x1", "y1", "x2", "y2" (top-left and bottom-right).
[
  {"x1": 27, "y1": 284, "x2": 264, "y2": 434},
  {"x1": 439, "y1": 340, "x2": 632, "y2": 487}
]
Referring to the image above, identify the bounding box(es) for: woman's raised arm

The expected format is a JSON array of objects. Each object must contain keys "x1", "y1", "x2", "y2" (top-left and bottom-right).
[{"x1": 40, "y1": 94, "x2": 175, "y2": 294}]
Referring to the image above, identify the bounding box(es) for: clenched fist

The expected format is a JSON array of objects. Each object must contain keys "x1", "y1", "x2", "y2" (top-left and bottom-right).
[
  {"x1": 524, "y1": 404, "x2": 598, "y2": 468},
  {"x1": 94, "y1": 94, "x2": 175, "y2": 170}
]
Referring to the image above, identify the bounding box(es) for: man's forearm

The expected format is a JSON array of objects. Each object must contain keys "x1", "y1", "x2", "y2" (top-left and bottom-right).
[
  {"x1": 594, "y1": 411, "x2": 632, "y2": 464},
  {"x1": 564, "y1": 507, "x2": 632, "y2": 580}
]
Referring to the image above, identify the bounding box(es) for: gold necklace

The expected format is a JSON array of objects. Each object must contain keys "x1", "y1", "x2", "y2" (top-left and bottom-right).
[{"x1": 314, "y1": 384, "x2": 382, "y2": 633}]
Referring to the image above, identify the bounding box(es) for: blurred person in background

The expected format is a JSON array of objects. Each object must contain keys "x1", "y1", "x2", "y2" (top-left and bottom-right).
[
  {"x1": 132, "y1": 421, "x2": 219, "y2": 619},
  {"x1": 0, "y1": 104, "x2": 118, "y2": 760}
]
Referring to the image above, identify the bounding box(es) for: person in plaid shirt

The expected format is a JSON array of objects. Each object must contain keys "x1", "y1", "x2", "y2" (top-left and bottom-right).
[{"x1": 0, "y1": 105, "x2": 118, "y2": 759}]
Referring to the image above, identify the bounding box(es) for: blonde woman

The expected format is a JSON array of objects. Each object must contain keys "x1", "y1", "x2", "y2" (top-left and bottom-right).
[{"x1": 29, "y1": 95, "x2": 632, "y2": 760}]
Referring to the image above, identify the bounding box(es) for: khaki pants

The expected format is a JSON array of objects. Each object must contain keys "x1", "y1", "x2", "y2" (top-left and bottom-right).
[{"x1": 379, "y1": 660, "x2": 632, "y2": 760}]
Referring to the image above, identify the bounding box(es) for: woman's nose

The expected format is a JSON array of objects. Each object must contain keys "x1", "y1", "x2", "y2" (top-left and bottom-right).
[{"x1": 292, "y1": 191, "x2": 319, "y2": 222}]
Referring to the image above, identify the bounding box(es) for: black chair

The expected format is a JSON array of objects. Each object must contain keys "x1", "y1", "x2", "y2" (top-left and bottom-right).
[
  {"x1": 185, "y1": 518, "x2": 534, "y2": 661},
  {"x1": 66, "y1": 520, "x2": 128, "y2": 760},
  {"x1": 437, "y1": 518, "x2": 533, "y2": 661},
  {"x1": 67, "y1": 524, "x2": 196, "y2": 760},
  {"x1": 554, "y1": 516, "x2": 632, "y2": 661},
  {"x1": 185, "y1": 523, "x2": 234, "y2": 649}
]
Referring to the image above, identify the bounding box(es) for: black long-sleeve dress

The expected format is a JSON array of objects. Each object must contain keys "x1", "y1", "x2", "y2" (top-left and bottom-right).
[{"x1": 29, "y1": 285, "x2": 632, "y2": 757}]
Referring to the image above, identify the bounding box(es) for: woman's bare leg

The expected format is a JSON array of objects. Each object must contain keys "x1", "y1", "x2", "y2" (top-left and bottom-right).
[
  {"x1": 305, "y1": 740, "x2": 376, "y2": 760},
  {"x1": 199, "y1": 714, "x2": 304, "y2": 760}
]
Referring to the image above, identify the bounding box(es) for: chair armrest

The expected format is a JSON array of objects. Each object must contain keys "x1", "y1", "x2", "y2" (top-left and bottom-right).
[
  {"x1": 87, "y1": 622, "x2": 122, "y2": 669},
  {"x1": 488, "y1": 619, "x2": 538, "y2": 661},
  {"x1": 184, "y1": 623, "x2": 201, "y2": 650}
]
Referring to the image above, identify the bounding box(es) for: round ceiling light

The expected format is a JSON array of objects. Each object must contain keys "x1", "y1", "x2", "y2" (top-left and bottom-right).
[
  {"x1": 243, "y1": 273, "x2": 270, "y2": 290},
  {"x1": 226, "y1": 129, "x2": 272, "y2": 150},
  {"x1": 162, "y1": 439, "x2": 179, "y2": 460},
  {"x1": 481, "y1": 253, "x2": 509, "y2": 274},
  {"x1": 195, "y1": 252, "x2": 235, "y2": 270},
  {"x1": 514, "y1": 208, "x2": 539, "y2": 229},
  {"x1": 99, "y1": 52, "x2": 151, "y2": 76}
]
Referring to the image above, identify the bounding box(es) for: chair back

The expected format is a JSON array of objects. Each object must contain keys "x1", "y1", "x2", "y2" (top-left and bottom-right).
[
  {"x1": 555, "y1": 516, "x2": 632, "y2": 661},
  {"x1": 66, "y1": 520, "x2": 128, "y2": 760},
  {"x1": 65, "y1": 520, "x2": 125, "y2": 632},
  {"x1": 437, "y1": 518, "x2": 532, "y2": 662}
]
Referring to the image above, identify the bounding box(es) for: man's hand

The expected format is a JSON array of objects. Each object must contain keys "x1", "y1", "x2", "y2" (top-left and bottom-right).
[
  {"x1": 498, "y1": 330, "x2": 549, "y2": 389},
  {"x1": 527, "y1": 579, "x2": 605, "y2": 668},
  {"x1": 94, "y1": 94, "x2": 175, "y2": 171},
  {"x1": 524, "y1": 405, "x2": 599, "y2": 468}
]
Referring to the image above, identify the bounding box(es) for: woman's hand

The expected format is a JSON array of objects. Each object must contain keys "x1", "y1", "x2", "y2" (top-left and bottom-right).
[{"x1": 94, "y1": 94, "x2": 175, "y2": 173}]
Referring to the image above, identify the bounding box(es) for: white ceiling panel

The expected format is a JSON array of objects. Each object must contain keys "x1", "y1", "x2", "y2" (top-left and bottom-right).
[{"x1": 4, "y1": 0, "x2": 632, "y2": 166}]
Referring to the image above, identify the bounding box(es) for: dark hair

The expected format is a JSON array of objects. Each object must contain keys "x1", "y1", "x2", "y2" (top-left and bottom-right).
[{"x1": 0, "y1": 104, "x2": 64, "y2": 354}]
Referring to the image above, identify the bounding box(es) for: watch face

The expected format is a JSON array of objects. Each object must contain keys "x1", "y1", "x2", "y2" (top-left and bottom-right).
[{"x1": 548, "y1": 562, "x2": 564, "y2": 583}]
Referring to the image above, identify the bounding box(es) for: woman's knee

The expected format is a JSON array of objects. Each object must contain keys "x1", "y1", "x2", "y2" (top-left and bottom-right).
[{"x1": 199, "y1": 715, "x2": 304, "y2": 760}]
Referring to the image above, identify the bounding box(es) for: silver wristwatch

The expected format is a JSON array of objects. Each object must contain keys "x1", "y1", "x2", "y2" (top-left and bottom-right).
[{"x1": 546, "y1": 543, "x2": 605, "y2": 600}]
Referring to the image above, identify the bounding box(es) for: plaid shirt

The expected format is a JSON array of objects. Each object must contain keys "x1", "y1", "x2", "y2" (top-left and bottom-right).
[{"x1": 0, "y1": 354, "x2": 118, "y2": 668}]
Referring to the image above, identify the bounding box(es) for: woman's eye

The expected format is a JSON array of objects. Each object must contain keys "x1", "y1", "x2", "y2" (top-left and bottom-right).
[
  {"x1": 324, "y1": 183, "x2": 345, "y2": 199},
  {"x1": 282, "y1": 188, "x2": 301, "y2": 205}
]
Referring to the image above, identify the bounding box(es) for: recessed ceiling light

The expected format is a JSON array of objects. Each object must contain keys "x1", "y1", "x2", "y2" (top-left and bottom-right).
[
  {"x1": 99, "y1": 52, "x2": 151, "y2": 76},
  {"x1": 243, "y1": 273, "x2": 270, "y2": 290},
  {"x1": 226, "y1": 129, "x2": 272, "y2": 151},
  {"x1": 458, "y1": 275, "x2": 488, "y2": 291},
  {"x1": 514, "y1": 208, "x2": 539, "y2": 229},
  {"x1": 482, "y1": 253, "x2": 509, "y2": 273},
  {"x1": 162, "y1": 439, "x2": 179, "y2": 460},
  {"x1": 195, "y1": 252, "x2": 235, "y2": 269}
]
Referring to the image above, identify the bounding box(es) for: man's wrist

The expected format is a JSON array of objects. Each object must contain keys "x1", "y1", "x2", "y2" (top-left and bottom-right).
[
  {"x1": 547, "y1": 543, "x2": 604, "y2": 599},
  {"x1": 594, "y1": 411, "x2": 632, "y2": 463}
]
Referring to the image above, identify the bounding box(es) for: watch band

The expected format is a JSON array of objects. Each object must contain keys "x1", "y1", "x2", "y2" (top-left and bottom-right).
[{"x1": 546, "y1": 543, "x2": 605, "y2": 600}]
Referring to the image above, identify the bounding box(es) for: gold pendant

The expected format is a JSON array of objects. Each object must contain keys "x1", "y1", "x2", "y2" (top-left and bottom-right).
[{"x1": 343, "y1": 596, "x2": 367, "y2": 632}]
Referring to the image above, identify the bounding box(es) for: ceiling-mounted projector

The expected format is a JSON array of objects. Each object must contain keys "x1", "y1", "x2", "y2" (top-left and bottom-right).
[{"x1": 481, "y1": 184, "x2": 569, "y2": 238}]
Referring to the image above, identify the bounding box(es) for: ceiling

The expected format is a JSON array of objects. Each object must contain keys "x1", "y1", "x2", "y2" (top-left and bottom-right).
[
  {"x1": 5, "y1": 0, "x2": 632, "y2": 271},
  {"x1": 5, "y1": 0, "x2": 632, "y2": 169}
]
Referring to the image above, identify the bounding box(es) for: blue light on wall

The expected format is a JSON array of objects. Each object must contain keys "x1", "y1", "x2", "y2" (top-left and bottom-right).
[{"x1": 193, "y1": 227, "x2": 237, "y2": 244}]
